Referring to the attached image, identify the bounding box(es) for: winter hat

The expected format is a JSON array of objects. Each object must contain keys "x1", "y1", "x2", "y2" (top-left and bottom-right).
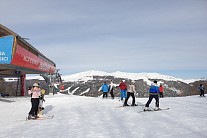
[
  {"x1": 33, "y1": 83, "x2": 39, "y2": 87},
  {"x1": 153, "y1": 80, "x2": 157, "y2": 84}
]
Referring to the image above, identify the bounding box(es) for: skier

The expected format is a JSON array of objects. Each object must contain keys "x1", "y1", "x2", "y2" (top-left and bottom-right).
[
  {"x1": 123, "y1": 81, "x2": 137, "y2": 106},
  {"x1": 108, "y1": 80, "x2": 115, "y2": 99},
  {"x1": 38, "y1": 89, "x2": 46, "y2": 116},
  {"x1": 159, "y1": 84, "x2": 164, "y2": 98},
  {"x1": 144, "y1": 80, "x2": 160, "y2": 111},
  {"x1": 199, "y1": 84, "x2": 205, "y2": 97},
  {"x1": 101, "y1": 82, "x2": 109, "y2": 99},
  {"x1": 118, "y1": 80, "x2": 127, "y2": 101},
  {"x1": 28, "y1": 83, "x2": 41, "y2": 119}
]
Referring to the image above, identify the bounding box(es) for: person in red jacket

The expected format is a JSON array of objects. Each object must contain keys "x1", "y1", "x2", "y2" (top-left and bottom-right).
[
  {"x1": 118, "y1": 80, "x2": 127, "y2": 101},
  {"x1": 159, "y1": 84, "x2": 164, "y2": 98}
]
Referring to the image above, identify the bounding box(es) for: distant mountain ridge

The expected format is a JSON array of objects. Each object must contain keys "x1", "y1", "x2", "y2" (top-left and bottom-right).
[
  {"x1": 61, "y1": 70, "x2": 196, "y2": 84},
  {"x1": 2, "y1": 70, "x2": 205, "y2": 97},
  {"x1": 57, "y1": 70, "x2": 202, "y2": 98}
]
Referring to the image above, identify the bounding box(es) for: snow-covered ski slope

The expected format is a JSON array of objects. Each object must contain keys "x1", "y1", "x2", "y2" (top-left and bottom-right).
[{"x1": 0, "y1": 94, "x2": 207, "y2": 138}]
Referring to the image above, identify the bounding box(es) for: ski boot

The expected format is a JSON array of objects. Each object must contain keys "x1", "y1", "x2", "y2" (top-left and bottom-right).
[
  {"x1": 28, "y1": 114, "x2": 36, "y2": 120},
  {"x1": 123, "y1": 103, "x2": 129, "y2": 106},
  {"x1": 154, "y1": 107, "x2": 161, "y2": 111},
  {"x1": 144, "y1": 107, "x2": 151, "y2": 111},
  {"x1": 131, "y1": 104, "x2": 138, "y2": 106}
]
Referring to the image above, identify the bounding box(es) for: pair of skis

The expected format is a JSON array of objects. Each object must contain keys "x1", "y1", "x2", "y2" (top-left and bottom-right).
[
  {"x1": 26, "y1": 115, "x2": 54, "y2": 121},
  {"x1": 115, "y1": 102, "x2": 145, "y2": 108},
  {"x1": 115, "y1": 104, "x2": 170, "y2": 113},
  {"x1": 137, "y1": 108, "x2": 170, "y2": 113},
  {"x1": 14, "y1": 115, "x2": 54, "y2": 123},
  {"x1": 115, "y1": 105, "x2": 138, "y2": 108}
]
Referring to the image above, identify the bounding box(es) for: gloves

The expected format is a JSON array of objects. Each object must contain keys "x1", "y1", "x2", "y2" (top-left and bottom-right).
[{"x1": 28, "y1": 86, "x2": 32, "y2": 90}]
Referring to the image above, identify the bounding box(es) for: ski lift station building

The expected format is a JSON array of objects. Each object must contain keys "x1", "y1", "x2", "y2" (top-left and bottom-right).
[{"x1": 0, "y1": 24, "x2": 56, "y2": 96}]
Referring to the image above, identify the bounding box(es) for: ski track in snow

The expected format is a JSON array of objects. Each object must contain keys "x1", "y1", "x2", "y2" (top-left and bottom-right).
[{"x1": 0, "y1": 94, "x2": 207, "y2": 138}]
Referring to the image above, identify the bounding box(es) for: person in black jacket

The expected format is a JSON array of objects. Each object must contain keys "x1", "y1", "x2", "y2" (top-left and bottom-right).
[{"x1": 199, "y1": 84, "x2": 205, "y2": 97}]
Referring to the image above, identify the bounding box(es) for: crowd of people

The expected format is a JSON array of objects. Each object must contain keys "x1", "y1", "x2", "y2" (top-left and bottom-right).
[
  {"x1": 101, "y1": 79, "x2": 206, "y2": 111},
  {"x1": 28, "y1": 80, "x2": 205, "y2": 116},
  {"x1": 100, "y1": 79, "x2": 166, "y2": 110}
]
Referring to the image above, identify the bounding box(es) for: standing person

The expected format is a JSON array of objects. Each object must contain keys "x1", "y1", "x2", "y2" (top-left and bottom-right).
[
  {"x1": 28, "y1": 83, "x2": 41, "y2": 119},
  {"x1": 124, "y1": 81, "x2": 137, "y2": 106},
  {"x1": 159, "y1": 84, "x2": 164, "y2": 98},
  {"x1": 118, "y1": 80, "x2": 127, "y2": 101},
  {"x1": 101, "y1": 82, "x2": 109, "y2": 99},
  {"x1": 144, "y1": 80, "x2": 160, "y2": 111},
  {"x1": 109, "y1": 80, "x2": 115, "y2": 99},
  {"x1": 199, "y1": 84, "x2": 205, "y2": 97}
]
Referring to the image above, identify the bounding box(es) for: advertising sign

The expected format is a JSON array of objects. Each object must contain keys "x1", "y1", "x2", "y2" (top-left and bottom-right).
[
  {"x1": 11, "y1": 44, "x2": 55, "y2": 73},
  {"x1": 0, "y1": 35, "x2": 14, "y2": 64}
]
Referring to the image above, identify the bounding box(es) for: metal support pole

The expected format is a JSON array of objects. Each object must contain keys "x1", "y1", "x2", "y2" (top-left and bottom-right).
[
  {"x1": 49, "y1": 73, "x2": 53, "y2": 95},
  {"x1": 20, "y1": 74, "x2": 26, "y2": 96}
]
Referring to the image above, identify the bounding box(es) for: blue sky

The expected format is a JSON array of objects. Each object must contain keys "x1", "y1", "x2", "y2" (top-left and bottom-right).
[{"x1": 1, "y1": 0, "x2": 207, "y2": 79}]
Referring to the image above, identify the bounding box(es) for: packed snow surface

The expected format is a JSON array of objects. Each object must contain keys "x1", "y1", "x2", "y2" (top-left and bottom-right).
[{"x1": 0, "y1": 94, "x2": 207, "y2": 138}]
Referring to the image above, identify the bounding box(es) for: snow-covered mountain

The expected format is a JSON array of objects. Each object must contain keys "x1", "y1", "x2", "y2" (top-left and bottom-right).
[
  {"x1": 61, "y1": 70, "x2": 195, "y2": 84},
  {"x1": 59, "y1": 70, "x2": 200, "y2": 98},
  {"x1": 2, "y1": 70, "x2": 201, "y2": 97}
]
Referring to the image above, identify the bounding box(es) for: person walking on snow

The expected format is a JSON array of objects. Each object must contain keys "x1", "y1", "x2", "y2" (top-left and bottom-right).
[
  {"x1": 144, "y1": 80, "x2": 160, "y2": 111},
  {"x1": 159, "y1": 84, "x2": 164, "y2": 98},
  {"x1": 28, "y1": 83, "x2": 41, "y2": 119},
  {"x1": 118, "y1": 80, "x2": 127, "y2": 101},
  {"x1": 101, "y1": 82, "x2": 109, "y2": 99},
  {"x1": 199, "y1": 84, "x2": 205, "y2": 97},
  {"x1": 108, "y1": 80, "x2": 115, "y2": 99},
  {"x1": 123, "y1": 81, "x2": 137, "y2": 106}
]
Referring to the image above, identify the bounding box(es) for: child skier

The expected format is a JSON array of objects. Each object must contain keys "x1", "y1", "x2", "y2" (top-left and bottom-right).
[
  {"x1": 38, "y1": 89, "x2": 46, "y2": 116},
  {"x1": 159, "y1": 84, "x2": 164, "y2": 98},
  {"x1": 144, "y1": 80, "x2": 160, "y2": 111}
]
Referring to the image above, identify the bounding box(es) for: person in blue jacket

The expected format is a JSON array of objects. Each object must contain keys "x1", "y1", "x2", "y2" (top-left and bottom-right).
[
  {"x1": 144, "y1": 80, "x2": 160, "y2": 111},
  {"x1": 101, "y1": 82, "x2": 109, "y2": 99}
]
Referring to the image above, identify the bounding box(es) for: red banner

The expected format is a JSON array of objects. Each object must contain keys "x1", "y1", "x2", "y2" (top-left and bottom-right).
[{"x1": 11, "y1": 44, "x2": 55, "y2": 73}]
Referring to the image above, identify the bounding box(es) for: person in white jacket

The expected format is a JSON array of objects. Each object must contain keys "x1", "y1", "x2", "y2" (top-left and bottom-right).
[
  {"x1": 28, "y1": 83, "x2": 41, "y2": 119},
  {"x1": 123, "y1": 81, "x2": 137, "y2": 106},
  {"x1": 109, "y1": 80, "x2": 115, "y2": 99}
]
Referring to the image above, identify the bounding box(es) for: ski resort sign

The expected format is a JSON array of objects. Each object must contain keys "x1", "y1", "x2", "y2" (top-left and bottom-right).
[
  {"x1": 11, "y1": 44, "x2": 55, "y2": 73},
  {"x1": 0, "y1": 36, "x2": 13, "y2": 64}
]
